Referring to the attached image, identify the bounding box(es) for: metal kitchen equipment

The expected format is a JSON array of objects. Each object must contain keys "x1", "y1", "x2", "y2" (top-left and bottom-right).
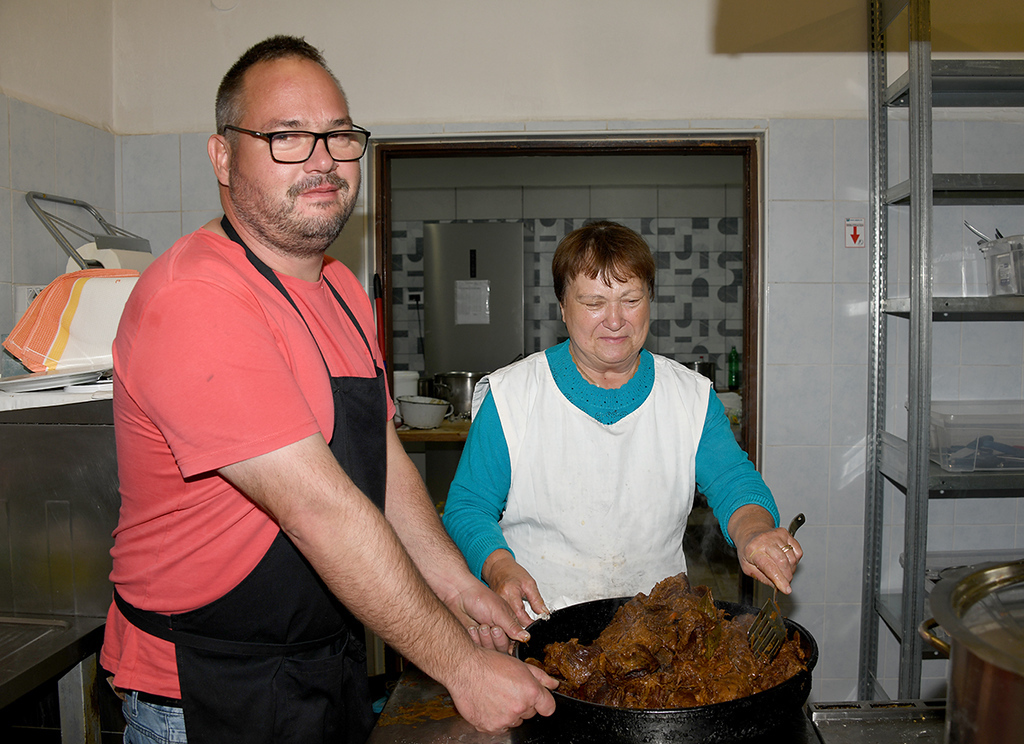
[
  {"x1": 684, "y1": 358, "x2": 717, "y2": 390},
  {"x1": 513, "y1": 596, "x2": 817, "y2": 744},
  {"x1": 0, "y1": 400, "x2": 120, "y2": 740},
  {"x1": 432, "y1": 371, "x2": 486, "y2": 420},
  {"x1": 748, "y1": 513, "x2": 805, "y2": 660},
  {"x1": 25, "y1": 191, "x2": 151, "y2": 270},
  {"x1": 919, "y1": 559, "x2": 1024, "y2": 744}
]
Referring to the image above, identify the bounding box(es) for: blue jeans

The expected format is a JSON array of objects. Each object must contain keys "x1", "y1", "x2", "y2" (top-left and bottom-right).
[{"x1": 121, "y1": 691, "x2": 187, "y2": 744}]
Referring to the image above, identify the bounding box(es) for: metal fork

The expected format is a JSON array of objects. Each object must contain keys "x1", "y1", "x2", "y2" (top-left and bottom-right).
[{"x1": 747, "y1": 513, "x2": 805, "y2": 661}]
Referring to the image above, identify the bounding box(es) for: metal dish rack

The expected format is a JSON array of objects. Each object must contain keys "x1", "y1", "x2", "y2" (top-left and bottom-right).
[{"x1": 25, "y1": 191, "x2": 150, "y2": 270}]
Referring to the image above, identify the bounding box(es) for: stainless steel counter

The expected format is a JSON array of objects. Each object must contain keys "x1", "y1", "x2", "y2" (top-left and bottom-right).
[{"x1": 368, "y1": 668, "x2": 947, "y2": 744}]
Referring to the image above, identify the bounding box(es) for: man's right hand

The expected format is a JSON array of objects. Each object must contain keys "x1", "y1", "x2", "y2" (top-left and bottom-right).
[
  {"x1": 446, "y1": 645, "x2": 557, "y2": 734},
  {"x1": 481, "y1": 550, "x2": 551, "y2": 627}
]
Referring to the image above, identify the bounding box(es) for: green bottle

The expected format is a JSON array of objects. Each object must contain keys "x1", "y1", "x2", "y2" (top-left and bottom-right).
[{"x1": 728, "y1": 346, "x2": 740, "y2": 390}]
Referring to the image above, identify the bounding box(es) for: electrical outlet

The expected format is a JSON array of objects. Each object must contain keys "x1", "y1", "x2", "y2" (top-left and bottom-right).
[
  {"x1": 408, "y1": 291, "x2": 424, "y2": 306},
  {"x1": 14, "y1": 285, "x2": 47, "y2": 319}
]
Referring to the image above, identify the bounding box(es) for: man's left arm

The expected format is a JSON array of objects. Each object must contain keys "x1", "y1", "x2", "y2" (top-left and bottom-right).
[{"x1": 382, "y1": 424, "x2": 528, "y2": 652}]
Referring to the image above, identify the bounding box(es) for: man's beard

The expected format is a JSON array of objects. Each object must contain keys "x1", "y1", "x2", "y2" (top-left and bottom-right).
[{"x1": 228, "y1": 166, "x2": 358, "y2": 259}]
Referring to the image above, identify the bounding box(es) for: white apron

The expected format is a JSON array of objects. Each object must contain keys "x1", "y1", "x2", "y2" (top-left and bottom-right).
[{"x1": 478, "y1": 351, "x2": 710, "y2": 611}]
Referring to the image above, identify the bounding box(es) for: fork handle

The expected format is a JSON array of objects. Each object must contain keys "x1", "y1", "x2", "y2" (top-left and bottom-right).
[{"x1": 787, "y1": 513, "x2": 805, "y2": 537}]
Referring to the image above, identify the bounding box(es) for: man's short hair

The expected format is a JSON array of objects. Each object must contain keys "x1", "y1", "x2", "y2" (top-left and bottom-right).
[{"x1": 215, "y1": 35, "x2": 344, "y2": 135}]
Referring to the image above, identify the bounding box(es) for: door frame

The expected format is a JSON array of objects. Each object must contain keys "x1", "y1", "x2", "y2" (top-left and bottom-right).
[{"x1": 370, "y1": 135, "x2": 762, "y2": 461}]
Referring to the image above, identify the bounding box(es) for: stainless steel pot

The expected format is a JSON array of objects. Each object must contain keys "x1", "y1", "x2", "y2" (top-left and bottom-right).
[
  {"x1": 432, "y1": 371, "x2": 485, "y2": 420},
  {"x1": 919, "y1": 559, "x2": 1024, "y2": 744},
  {"x1": 684, "y1": 360, "x2": 717, "y2": 390}
]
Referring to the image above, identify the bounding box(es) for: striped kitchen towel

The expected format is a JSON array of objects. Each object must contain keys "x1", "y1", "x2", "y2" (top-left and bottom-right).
[{"x1": 3, "y1": 269, "x2": 139, "y2": 373}]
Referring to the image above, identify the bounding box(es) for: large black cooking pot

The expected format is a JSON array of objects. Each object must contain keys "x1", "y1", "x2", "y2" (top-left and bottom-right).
[{"x1": 513, "y1": 597, "x2": 817, "y2": 744}]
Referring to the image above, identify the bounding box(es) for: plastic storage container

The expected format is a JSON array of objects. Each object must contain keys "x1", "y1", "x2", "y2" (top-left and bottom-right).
[
  {"x1": 930, "y1": 400, "x2": 1024, "y2": 472},
  {"x1": 980, "y1": 236, "x2": 1024, "y2": 296}
]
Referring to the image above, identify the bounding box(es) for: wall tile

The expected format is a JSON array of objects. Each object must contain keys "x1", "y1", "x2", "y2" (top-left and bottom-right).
[
  {"x1": 392, "y1": 189, "x2": 456, "y2": 221},
  {"x1": 0, "y1": 95, "x2": 9, "y2": 189},
  {"x1": 760, "y1": 445, "x2": 829, "y2": 528},
  {"x1": 0, "y1": 281, "x2": 11, "y2": 335},
  {"x1": 832, "y1": 282, "x2": 867, "y2": 365},
  {"x1": 830, "y1": 364, "x2": 867, "y2": 446},
  {"x1": 824, "y1": 525, "x2": 864, "y2": 604},
  {"x1": 121, "y1": 211, "x2": 183, "y2": 258},
  {"x1": 834, "y1": 119, "x2": 868, "y2": 202},
  {"x1": 56, "y1": 116, "x2": 115, "y2": 211},
  {"x1": 9, "y1": 99, "x2": 56, "y2": 195},
  {"x1": 523, "y1": 187, "x2": 588, "y2": 218},
  {"x1": 828, "y1": 445, "x2": 865, "y2": 525},
  {"x1": 767, "y1": 200, "x2": 834, "y2": 283},
  {"x1": 590, "y1": 186, "x2": 656, "y2": 218},
  {"x1": 456, "y1": 187, "x2": 522, "y2": 220},
  {"x1": 768, "y1": 119, "x2": 833, "y2": 201},
  {"x1": 932, "y1": 120, "x2": 964, "y2": 174},
  {"x1": 763, "y1": 283, "x2": 833, "y2": 365},
  {"x1": 122, "y1": 134, "x2": 181, "y2": 213},
  {"x1": 181, "y1": 132, "x2": 220, "y2": 213},
  {"x1": 0, "y1": 188, "x2": 10, "y2": 284},
  {"x1": 964, "y1": 120, "x2": 1024, "y2": 173},
  {"x1": 658, "y1": 186, "x2": 725, "y2": 218},
  {"x1": 762, "y1": 363, "x2": 832, "y2": 446}
]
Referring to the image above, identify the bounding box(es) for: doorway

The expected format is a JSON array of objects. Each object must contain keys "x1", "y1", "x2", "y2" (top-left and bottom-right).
[{"x1": 372, "y1": 136, "x2": 762, "y2": 604}]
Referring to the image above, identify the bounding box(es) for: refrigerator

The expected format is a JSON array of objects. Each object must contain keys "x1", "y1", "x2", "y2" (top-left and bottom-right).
[{"x1": 423, "y1": 222, "x2": 524, "y2": 375}]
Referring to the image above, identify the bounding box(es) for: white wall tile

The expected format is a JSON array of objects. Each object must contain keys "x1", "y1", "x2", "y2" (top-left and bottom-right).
[
  {"x1": 834, "y1": 118, "x2": 868, "y2": 202},
  {"x1": 764, "y1": 283, "x2": 833, "y2": 365},
  {"x1": 832, "y1": 282, "x2": 867, "y2": 365},
  {"x1": 122, "y1": 134, "x2": 181, "y2": 213},
  {"x1": 822, "y1": 601, "x2": 861, "y2": 677},
  {"x1": 767, "y1": 200, "x2": 834, "y2": 283},
  {"x1": 761, "y1": 445, "x2": 830, "y2": 528},
  {"x1": 9, "y1": 99, "x2": 56, "y2": 195},
  {"x1": 762, "y1": 363, "x2": 832, "y2": 446},
  {"x1": 932, "y1": 120, "x2": 964, "y2": 174},
  {"x1": 828, "y1": 445, "x2": 865, "y2": 525},
  {"x1": 830, "y1": 365, "x2": 867, "y2": 446},
  {"x1": 768, "y1": 119, "x2": 834, "y2": 201},
  {"x1": 824, "y1": 525, "x2": 864, "y2": 604}
]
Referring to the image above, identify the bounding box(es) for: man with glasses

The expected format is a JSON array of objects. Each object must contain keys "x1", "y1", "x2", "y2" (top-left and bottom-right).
[{"x1": 101, "y1": 35, "x2": 556, "y2": 744}]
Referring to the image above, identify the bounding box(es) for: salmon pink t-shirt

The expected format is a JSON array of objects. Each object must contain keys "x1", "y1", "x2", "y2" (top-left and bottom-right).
[{"x1": 100, "y1": 228, "x2": 393, "y2": 697}]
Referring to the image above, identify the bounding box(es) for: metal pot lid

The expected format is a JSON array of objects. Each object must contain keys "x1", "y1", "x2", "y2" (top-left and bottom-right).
[{"x1": 930, "y1": 559, "x2": 1024, "y2": 674}]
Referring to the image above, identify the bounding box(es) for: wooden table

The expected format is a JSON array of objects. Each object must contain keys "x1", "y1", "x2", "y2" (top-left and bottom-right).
[{"x1": 396, "y1": 418, "x2": 470, "y2": 443}]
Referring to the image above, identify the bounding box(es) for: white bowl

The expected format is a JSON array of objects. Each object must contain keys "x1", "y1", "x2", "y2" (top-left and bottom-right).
[{"x1": 397, "y1": 395, "x2": 452, "y2": 429}]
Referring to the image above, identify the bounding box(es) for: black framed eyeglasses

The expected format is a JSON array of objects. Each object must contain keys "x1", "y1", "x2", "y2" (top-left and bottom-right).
[{"x1": 223, "y1": 124, "x2": 371, "y2": 163}]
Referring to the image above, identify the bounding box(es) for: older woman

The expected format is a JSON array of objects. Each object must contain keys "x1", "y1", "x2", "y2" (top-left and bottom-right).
[{"x1": 442, "y1": 221, "x2": 802, "y2": 630}]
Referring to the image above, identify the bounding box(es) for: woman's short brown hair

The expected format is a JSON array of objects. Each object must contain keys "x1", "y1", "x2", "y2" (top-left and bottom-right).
[{"x1": 552, "y1": 221, "x2": 656, "y2": 304}]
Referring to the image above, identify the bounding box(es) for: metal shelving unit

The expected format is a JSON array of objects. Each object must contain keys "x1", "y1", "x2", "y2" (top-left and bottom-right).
[{"x1": 859, "y1": 0, "x2": 1024, "y2": 700}]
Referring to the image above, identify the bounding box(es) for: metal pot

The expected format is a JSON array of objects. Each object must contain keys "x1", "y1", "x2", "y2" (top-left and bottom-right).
[
  {"x1": 919, "y1": 559, "x2": 1024, "y2": 744},
  {"x1": 513, "y1": 597, "x2": 817, "y2": 744},
  {"x1": 684, "y1": 360, "x2": 717, "y2": 390},
  {"x1": 432, "y1": 371, "x2": 485, "y2": 420}
]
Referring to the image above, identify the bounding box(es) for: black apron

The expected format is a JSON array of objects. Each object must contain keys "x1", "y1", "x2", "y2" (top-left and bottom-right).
[{"x1": 114, "y1": 216, "x2": 387, "y2": 744}]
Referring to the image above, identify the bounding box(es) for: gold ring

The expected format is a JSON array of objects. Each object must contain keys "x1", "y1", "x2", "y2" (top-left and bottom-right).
[{"x1": 780, "y1": 544, "x2": 793, "y2": 553}]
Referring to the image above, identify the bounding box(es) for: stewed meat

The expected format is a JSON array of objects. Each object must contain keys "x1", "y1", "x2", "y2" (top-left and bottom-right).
[{"x1": 528, "y1": 573, "x2": 809, "y2": 709}]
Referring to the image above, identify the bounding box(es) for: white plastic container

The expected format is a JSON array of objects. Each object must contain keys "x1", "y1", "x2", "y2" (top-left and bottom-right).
[{"x1": 930, "y1": 400, "x2": 1024, "y2": 472}]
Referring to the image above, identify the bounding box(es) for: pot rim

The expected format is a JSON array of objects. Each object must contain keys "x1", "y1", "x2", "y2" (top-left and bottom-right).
[{"x1": 929, "y1": 558, "x2": 1024, "y2": 676}]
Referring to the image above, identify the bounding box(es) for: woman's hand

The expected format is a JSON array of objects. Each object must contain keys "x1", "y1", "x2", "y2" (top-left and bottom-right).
[
  {"x1": 481, "y1": 550, "x2": 551, "y2": 628},
  {"x1": 729, "y1": 505, "x2": 803, "y2": 594}
]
